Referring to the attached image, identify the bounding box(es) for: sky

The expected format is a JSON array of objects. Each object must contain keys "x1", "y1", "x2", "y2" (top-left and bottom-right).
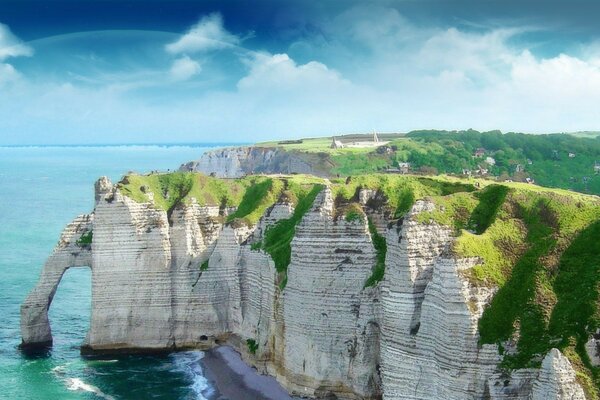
[{"x1": 1, "y1": 0, "x2": 600, "y2": 144}]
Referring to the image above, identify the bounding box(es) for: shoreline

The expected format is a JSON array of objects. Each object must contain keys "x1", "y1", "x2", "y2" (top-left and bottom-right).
[{"x1": 200, "y1": 346, "x2": 295, "y2": 400}]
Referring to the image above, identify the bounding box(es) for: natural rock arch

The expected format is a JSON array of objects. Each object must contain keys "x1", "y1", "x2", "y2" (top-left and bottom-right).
[{"x1": 20, "y1": 214, "x2": 93, "y2": 349}]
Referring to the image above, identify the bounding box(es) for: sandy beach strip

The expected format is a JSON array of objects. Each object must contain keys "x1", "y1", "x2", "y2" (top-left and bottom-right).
[{"x1": 200, "y1": 345, "x2": 296, "y2": 400}]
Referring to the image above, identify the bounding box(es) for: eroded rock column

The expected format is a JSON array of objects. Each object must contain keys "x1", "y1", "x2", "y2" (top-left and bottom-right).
[{"x1": 20, "y1": 214, "x2": 93, "y2": 348}]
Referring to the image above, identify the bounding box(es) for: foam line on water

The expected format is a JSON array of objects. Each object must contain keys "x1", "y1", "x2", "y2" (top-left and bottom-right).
[
  {"x1": 171, "y1": 351, "x2": 212, "y2": 400},
  {"x1": 65, "y1": 377, "x2": 115, "y2": 400}
]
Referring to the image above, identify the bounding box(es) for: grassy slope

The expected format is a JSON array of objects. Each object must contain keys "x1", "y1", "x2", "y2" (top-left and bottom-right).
[
  {"x1": 260, "y1": 130, "x2": 600, "y2": 195},
  {"x1": 118, "y1": 171, "x2": 600, "y2": 392}
]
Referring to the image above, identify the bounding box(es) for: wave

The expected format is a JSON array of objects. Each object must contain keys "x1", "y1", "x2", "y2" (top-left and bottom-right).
[
  {"x1": 66, "y1": 378, "x2": 116, "y2": 400},
  {"x1": 52, "y1": 363, "x2": 115, "y2": 400},
  {"x1": 171, "y1": 351, "x2": 213, "y2": 400}
]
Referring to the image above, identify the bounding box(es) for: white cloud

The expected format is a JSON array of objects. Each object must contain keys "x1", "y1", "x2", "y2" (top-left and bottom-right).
[
  {"x1": 5, "y1": 10, "x2": 600, "y2": 144},
  {"x1": 0, "y1": 62, "x2": 20, "y2": 85},
  {"x1": 0, "y1": 23, "x2": 32, "y2": 61},
  {"x1": 169, "y1": 56, "x2": 201, "y2": 81},
  {"x1": 238, "y1": 53, "x2": 347, "y2": 91},
  {"x1": 0, "y1": 23, "x2": 32, "y2": 86},
  {"x1": 165, "y1": 13, "x2": 239, "y2": 54}
]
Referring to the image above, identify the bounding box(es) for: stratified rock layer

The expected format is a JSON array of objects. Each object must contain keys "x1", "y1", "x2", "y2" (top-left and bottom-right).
[
  {"x1": 180, "y1": 146, "x2": 319, "y2": 177},
  {"x1": 21, "y1": 177, "x2": 587, "y2": 399}
]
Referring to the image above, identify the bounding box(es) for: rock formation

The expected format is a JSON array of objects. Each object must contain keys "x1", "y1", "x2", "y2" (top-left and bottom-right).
[
  {"x1": 21, "y1": 175, "x2": 590, "y2": 399},
  {"x1": 180, "y1": 146, "x2": 321, "y2": 177}
]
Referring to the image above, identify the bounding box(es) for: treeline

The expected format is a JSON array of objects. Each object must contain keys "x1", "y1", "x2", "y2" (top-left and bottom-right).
[{"x1": 392, "y1": 130, "x2": 600, "y2": 194}]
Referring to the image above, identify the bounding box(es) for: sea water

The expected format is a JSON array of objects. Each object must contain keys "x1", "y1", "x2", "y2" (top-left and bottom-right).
[{"x1": 0, "y1": 145, "x2": 227, "y2": 400}]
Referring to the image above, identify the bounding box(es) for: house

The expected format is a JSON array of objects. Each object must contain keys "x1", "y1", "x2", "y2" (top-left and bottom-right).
[
  {"x1": 384, "y1": 163, "x2": 410, "y2": 175},
  {"x1": 527, "y1": 159, "x2": 533, "y2": 165},
  {"x1": 525, "y1": 177, "x2": 535, "y2": 184},
  {"x1": 398, "y1": 162, "x2": 411, "y2": 174},
  {"x1": 569, "y1": 152, "x2": 576, "y2": 158},
  {"x1": 594, "y1": 162, "x2": 600, "y2": 174},
  {"x1": 476, "y1": 167, "x2": 489, "y2": 175},
  {"x1": 331, "y1": 137, "x2": 344, "y2": 149},
  {"x1": 462, "y1": 169, "x2": 472, "y2": 176},
  {"x1": 474, "y1": 148, "x2": 486, "y2": 157},
  {"x1": 485, "y1": 156, "x2": 496, "y2": 165}
]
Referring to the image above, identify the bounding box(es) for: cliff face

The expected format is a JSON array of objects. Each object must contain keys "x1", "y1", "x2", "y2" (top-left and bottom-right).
[
  {"x1": 21, "y1": 174, "x2": 591, "y2": 400},
  {"x1": 180, "y1": 146, "x2": 321, "y2": 177}
]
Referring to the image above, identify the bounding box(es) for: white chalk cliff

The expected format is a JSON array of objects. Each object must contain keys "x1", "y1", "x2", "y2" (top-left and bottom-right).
[
  {"x1": 179, "y1": 146, "x2": 320, "y2": 177},
  {"x1": 21, "y1": 176, "x2": 588, "y2": 399}
]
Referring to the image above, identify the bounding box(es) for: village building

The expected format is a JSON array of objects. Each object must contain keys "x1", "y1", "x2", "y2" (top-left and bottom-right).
[
  {"x1": 330, "y1": 137, "x2": 344, "y2": 149},
  {"x1": 473, "y1": 148, "x2": 486, "y2": 157},
  {"x1": 485, "y1": 156, "x2": 496, "y2": 165},
  {"x1": 398, "y1": 162, "x2": 410, "y2": 174}
]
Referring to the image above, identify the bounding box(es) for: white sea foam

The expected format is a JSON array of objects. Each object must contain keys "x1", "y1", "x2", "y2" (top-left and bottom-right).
[
  {"x1": 65, "y1": 378, "x2": 115, "y2": 400},
  {"x1": 171, "y1": 351, "x2": 212, "y2": 400},
  {"x1": 51, "y1": 365, "x2": 66, "y2": 375}
]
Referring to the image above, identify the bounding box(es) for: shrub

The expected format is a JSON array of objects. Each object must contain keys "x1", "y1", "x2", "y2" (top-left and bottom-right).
[
  {"x1": 246, "y1": 338, "x2": 258, "y2": 354},
  {"x1": 262, "y1": 185, "x2": 323, "y2": 289},
  {"x1": 364, "y1": 218, "x2": 387, "y2": 288},
  {"x1": 200, "y1": 260, "x2": 209, "y2": 271},
  {"x1": 76, "y1": 231, "x2": 93, "y2": 247}
]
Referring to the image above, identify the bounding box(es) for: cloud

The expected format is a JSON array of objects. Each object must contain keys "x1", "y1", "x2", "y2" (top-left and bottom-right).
[
  {"x1": 0, "y1": 23, "x2": 33, "y2": 61},
  {"x1": 237, "y1": 53, "x2": 347, "y2": 91},
  {"x1": 4, "y1": 9, "x2": 600, "y2": 144},
  {"x1": 165, "y1": 13, "x2": 239, "y2": 54},
  {"x1": 0, "y1": 62, "x2": 20, "y2": 85},
  {"x1": 0, "y1": 23, "x2": 32, "y2": 86},
  {"x1": 169, "y1": 55, "x2": 201, "y2": 81}
]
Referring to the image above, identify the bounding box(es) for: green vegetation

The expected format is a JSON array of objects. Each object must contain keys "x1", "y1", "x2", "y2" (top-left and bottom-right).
[
  {"x1": 226, "y1": 178, "x2": 283, "y2": 226},
  {"x1": 330, "y1": 174, "x2": 474, "y2": 219},
  {"x1": 200, "y1": 260, "x2": 209, "y2": 271},
  {"x1": 262, "y1": 185, "x2": 323, "y2": 289},
  {"x1": 467, "y1": 185, "x2": 510, "y2": 234},
  {"x1": 471, "y1": 189, "x2": 600, "y2": 393},
  {"x1": 415, "y1": 192, "x2": 478, "y2": 231},
  {"x1": 118, "y1": 172, "x2": 244, "y2": 210},
  {"x1": 364, "y1": 218, "x2": 387, "y2": 288},
  {"x1": 246, "y1": 338, "x2": 258, "y2": 354},
  {"x1": 343, "y1": 203, "x2": 364, "y2": 223},
  {"x1": 76, "y1": 230, "x2": 93, "y2": 247},
  {"x1": 261, "y1": 130, "x2": 600, "y2": 195},
  {"x1": 402, "y1": 130, "x2": 600, "y2": 194},
  {"x1": 549, "y1": 221, "x2": 600, "y2": 394},
  {"x1": 456, "y1": 218, "x2": 526, "y2": 286}
]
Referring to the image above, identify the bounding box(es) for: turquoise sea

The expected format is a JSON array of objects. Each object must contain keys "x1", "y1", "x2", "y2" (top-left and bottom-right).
[{"x1": 0, "y1": 145, "x2": 228, "y2": 400}]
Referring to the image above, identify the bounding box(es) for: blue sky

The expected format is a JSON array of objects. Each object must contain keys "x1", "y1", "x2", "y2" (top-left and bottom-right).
[{"x1": 1, "y1": 0, "x2": 600, "y2": 144}]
